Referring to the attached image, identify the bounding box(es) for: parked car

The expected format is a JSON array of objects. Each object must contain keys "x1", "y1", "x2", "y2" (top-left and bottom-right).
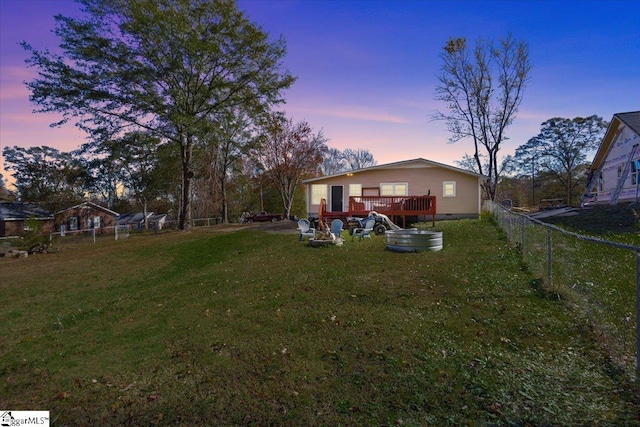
[{"x1": 241, "y1": 211, "x2": 283, "y2": 223}]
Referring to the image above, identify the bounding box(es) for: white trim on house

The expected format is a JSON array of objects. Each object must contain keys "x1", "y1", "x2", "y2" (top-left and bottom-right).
[{"x1": 302, "y1": 158, "x2": 487, "y2": 184}]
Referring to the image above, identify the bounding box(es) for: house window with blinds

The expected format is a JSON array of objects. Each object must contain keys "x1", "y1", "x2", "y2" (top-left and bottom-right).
[
  {"x1": 311, "y1": 184, "x2": 327, "y2": 205},
  {"x1": 443, "y1": 181, "x2": 456, "y2": 197},
  {"x1": 380, "y1": 183, "x2": 407, "y2": 196}
]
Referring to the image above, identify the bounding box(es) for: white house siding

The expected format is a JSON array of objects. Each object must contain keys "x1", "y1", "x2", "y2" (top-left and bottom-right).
[{"x1": 597, "y1": 124, "x2": 640, "y2": 203}]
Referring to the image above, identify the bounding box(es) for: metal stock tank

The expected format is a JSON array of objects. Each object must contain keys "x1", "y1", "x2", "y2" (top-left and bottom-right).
[{"x1": 384, "y1": 229, "x2": 443, "y2": 252}]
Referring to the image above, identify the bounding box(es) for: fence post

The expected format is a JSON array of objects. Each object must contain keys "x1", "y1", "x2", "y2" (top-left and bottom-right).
[
  {"x1": 521, "y1": 216, "x2": 526, "y2": 258},
  {"x1": 636, "y1": 251, "x2": 640, "y2": 380},
  {"x1": 547, "y1": 227, "x2": 553, "y2": 287}
]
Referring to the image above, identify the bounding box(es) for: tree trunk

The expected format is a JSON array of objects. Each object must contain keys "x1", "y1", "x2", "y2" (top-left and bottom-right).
[
  {"x1": 220, "y1": 173, "x2": 228, "y2": 224},
  {"x1": 143, "y1": 201, "x2": 149, "y2": 230},
  {"x1": 179, "y1": 135, "x2": 193, "y2": 231}
]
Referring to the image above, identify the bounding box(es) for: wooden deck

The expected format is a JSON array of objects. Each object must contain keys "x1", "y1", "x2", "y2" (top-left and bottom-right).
[{"x1": 319, "y1": 195, "x2": 436, "y2": 227}]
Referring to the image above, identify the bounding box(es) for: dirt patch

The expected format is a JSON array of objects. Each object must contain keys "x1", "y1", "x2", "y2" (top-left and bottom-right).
[
  {"x1": 201, "y1": 220, "x2": 299, "y2": 234},
  {"x1": 254, "y1": 220, "x2": 299, "y2": 234}
]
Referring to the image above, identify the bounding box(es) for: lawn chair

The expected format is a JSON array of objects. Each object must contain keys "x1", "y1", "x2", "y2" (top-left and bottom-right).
[
  {"x1": 352, "y1": 219, "x2": 375, "y2": 240},
  {"x1": 298, "y1": 218, "x2": 316, "y2": 241},
  {"x1": 330, "y1": 219, "x2": 343, "y2": 238}
]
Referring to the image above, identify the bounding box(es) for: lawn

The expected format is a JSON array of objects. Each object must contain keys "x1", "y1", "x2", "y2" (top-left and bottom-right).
[{"x1": 1, "y1": 216, "x2": 638, "y2": 426}]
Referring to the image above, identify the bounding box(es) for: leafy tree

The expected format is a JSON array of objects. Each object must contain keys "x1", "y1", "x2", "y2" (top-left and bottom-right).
[
  {"x1": 514, "y1": 115, "x2": 607, "y2": 205},
  {"x1": 22, "y1": 0, "x2": 295, "y2": 230},
  {"x1": 2, "y1": 146, "x2": 89, "y2": 211},
  {"x1": 433, "y1": 34, "x2": 531, "y2": 201},
  {"x1": 511, "y1": 137, "x2": 547, "y2": 205},
  {"x1": 193, "y1": 107, "x2": 256, "y2": 223},
  {"x1": 0, "y1": 175, "x2": 13, "y2": 201},
  {"x1": 115, "y1": 132, "x2": 165, "y2": 228},
  {"x1": 254, "y1": 114, "x2": 327, "y2": 219},
  {"x1": 342, "y1": 148, "x2": 377, "y2": 170}
]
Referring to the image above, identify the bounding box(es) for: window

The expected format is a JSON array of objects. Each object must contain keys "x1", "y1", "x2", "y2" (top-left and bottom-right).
[
  {"x1": 69, "y1": 217, "x2": 78, "y2": 231},
  {"x1": 311, "y1": 184, "x2": 327, "y2": 204},
  {"x1": 93, "y1": 216, "x2": 101, "y2": 229},
  {"x1": 633, "y1": 160, "x2": 640, "y2": 186},
  {"x1": 349, "y1": 184, "x2": 362, "y2": 197},
  {"x1": 380, "y1": 183, "x2": 407, "y2": 196},
  {"x1": 443, "y1": 181, "x2": 456, "y2": 197},
  {"x1": 598, "y1": 171, "x2": 603, "y2": 192}
]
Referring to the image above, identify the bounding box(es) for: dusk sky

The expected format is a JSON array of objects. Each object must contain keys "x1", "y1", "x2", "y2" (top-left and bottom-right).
[{"x1": 1, "y1": 0, "x2": 639, "y2": 185}]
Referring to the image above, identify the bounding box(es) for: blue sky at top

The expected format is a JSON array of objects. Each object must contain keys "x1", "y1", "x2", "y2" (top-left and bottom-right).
[{"x1": 1, "y1": 0, "x2": 638, "y2": 180}]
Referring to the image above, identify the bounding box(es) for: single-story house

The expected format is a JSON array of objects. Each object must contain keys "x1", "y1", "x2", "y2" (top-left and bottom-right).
[
  {"x1": 55, "y1": 201, "x2": 119, "y2": 234},
  {"x1": 582, "y1": 111, "x2": 640, "y2": 205},
  {"x1": 302, "y1": 158, "x2": 487, "y2": 222},
  {"x1": 0, "y1": 201, "x2": 54, "y2": 237}
]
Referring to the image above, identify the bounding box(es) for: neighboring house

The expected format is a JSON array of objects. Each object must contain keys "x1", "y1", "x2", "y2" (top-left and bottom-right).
[
  {"x1": 0, "y1": 201, "x2": 54, "y2": 237},
  {"x1": 302, "y1": 158, "x2": 487, "y2": 221},
  {"x1": 582, "y1": 111, "x2": 640, "y2": 205},
  {"x1": 116, "y1": 212, "x2": 151, "y2": 230},
  {"x1": 55, "y1": 201, "x2": 119, "y2": 234}
]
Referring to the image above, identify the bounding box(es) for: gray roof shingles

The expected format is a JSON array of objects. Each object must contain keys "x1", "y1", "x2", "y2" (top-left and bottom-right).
[{"x1": 0, "y1": 202, "x2": 54, "y2": 221}]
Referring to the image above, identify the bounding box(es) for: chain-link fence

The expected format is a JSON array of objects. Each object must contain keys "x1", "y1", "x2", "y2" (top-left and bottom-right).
[{"x1": 484, "y1": 201, "x2": 639, "y2": 380}]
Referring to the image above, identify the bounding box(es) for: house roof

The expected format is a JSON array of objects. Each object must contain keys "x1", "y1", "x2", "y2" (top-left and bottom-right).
[
  {"x1": 57, "y1": 201, "x2": 119, "y2": 216},
  {"x1": 0, "y1": 202, "x2": 54, "y2": 221},
  {"x1": 116, "y1": 212, "x2": 167, "y2": 225},
  {"x1": 587, "y1": 111, "x2": 640, "y2": 172},
  {"x1": 302, "y1": 157, "x2": 488, "y2": 184}
]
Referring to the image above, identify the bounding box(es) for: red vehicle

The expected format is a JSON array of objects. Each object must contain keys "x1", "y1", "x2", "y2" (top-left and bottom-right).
[{"x1": 241, "y1": 211, "x2": 282, "y2": 223}]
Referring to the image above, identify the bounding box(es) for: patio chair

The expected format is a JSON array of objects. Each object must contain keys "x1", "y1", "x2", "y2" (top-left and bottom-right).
[
  {"x1": 330, "y1": 219, "x2": 343, "y2": 238},
  {"x1": 352, "y1": 219, "x2": 375, "y2": 240},
  {"x1": 298, "y1": 218, "x2": 316, "y2": 241}
]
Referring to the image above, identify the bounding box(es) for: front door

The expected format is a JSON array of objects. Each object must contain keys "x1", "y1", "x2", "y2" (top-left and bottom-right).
[{"x1": 331, "y1": 185, "x2": 343, "y2": 212}]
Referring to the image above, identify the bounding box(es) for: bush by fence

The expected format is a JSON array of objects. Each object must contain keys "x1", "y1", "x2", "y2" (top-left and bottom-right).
[{"x1": 484, "y1": 201, "x2": 639, "y2": 380}]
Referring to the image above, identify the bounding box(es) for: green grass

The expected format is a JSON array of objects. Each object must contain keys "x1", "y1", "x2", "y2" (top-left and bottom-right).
[{"x1": 1, "y1": 218, "x2": 638, "y2": 426}]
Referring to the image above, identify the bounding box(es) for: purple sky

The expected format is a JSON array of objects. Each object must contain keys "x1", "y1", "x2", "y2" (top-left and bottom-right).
[{"x1": 1, "y1": 0, "x2": 639, "y2": 185}]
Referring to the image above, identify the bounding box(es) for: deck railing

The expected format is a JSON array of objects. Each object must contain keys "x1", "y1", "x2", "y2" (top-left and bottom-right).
[
  {"x1": 320, "y1": 195, "x2": 436, "y2": 226},
  {"x1": 348, "y1": 195, "x2": 435, "y2": 215}
]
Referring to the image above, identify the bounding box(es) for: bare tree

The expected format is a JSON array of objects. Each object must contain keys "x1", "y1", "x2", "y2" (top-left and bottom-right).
[
  {"x1": 321, "y1": 148, "x2": 346, "y2": 176},
  {"x1": 433, "y1": 34, "x2": 531, "y2": 200},
  {"x1": 254, "y1": 114, "x2": 327, "y2": 219},
  {"x1": 342, "y1": 148, "x2": 377, "y2": 170}
]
